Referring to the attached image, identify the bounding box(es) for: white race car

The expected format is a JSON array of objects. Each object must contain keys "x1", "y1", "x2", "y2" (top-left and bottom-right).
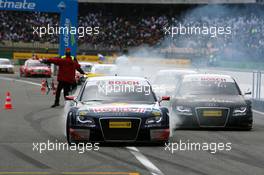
[
  {"x1": 0, "y1": 58, "x2": 14, "y2": 73},
  {"x1": 152, "y1": 69, "x2": 198, "y2": 96},
  {"x1": 75, "y1": 62, "x2": 94, "y2": 84},
  {"x1": 90, "y1": 64, "x2": 117, "y2": 76}
]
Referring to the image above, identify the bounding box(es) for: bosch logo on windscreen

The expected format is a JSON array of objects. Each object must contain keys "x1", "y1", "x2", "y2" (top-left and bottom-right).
[
  {"x1": 109, "y1": 80, "x2": 140, "y2": 85},
  {"x1": 0, "y1": 0, "x2": 36, "y2": 10}
]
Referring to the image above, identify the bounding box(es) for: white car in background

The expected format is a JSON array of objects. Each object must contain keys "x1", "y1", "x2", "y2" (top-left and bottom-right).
[
  {"x1": 90, "y1": 64, "x2": 117, "y2": 76},
  {"x1": 152, "y1": 69, "x2": 198, "y2": 96},
  {"x1": 75, "y1": 62, "x2": 94, "y2": 84},
  {"x1": 0, "y1": 58, "x2": 14, "y2": 73},
  {"x1": 76, "y1": 63, "x2": 117, "y2": 84}
]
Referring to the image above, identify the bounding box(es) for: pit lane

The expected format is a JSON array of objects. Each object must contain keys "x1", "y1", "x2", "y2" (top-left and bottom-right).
[{"x1": 0, "y1": 71, "x2": 264, "y2": 175}]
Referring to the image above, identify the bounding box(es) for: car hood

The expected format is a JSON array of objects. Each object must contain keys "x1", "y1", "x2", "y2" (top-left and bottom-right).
[
  {"x1": 174, "y1": 95, "x2": 248, "y2": 107},
  {"x1": 75, "y1": 102, "x2": 160, "y2": 117}
]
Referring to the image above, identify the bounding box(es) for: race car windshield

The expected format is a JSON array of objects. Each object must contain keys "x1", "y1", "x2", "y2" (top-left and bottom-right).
[
  {"x1": 81, "y1": 84, "x2": 156, "y2": 103},
  {"x1": 0, "y1": 60, "x2": 11, "y2": 65},
  {"x1": 28, "y1": 62, "x2": 47, "y2": 67},
  {"x1": 179, "y1": 81, "x2": 241, "y2": 95}
]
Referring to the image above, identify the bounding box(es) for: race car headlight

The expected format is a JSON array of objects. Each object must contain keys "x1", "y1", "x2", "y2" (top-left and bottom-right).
[
  {"x1": 233, "y1": 106, "x2": 247, "y2": 116},
  {"x1": 146, "y1": 116, "x2": 162, "y2": 124},
  {"x1": 77, "y1": 115, "x2": 95, "y2": 125},
  {"x1": 175, "y1": 106, "x2": 192, "y2": 116}
]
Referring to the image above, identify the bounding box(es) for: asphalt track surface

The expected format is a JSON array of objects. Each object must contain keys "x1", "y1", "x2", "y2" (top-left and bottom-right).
[{"x1": 0, "y1": 73, "x2": 264, "y2": 175}]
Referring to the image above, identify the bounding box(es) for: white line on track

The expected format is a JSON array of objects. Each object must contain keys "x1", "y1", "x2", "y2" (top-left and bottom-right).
[
  {"x1": 0, "y1": 76, "x2": 41, "y2": 86},
  {"x1": 1, "y1": 76, "x2": 163, "y2": 175},
  {"x1": 127, "y1": 147, "x2": 164, "y2": 175},
  {"x1": 253, "y1": 109, "x2": 264, "y2": 116}
]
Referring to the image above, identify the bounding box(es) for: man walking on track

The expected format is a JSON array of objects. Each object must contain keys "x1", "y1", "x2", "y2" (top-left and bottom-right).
[{"x1": 41, "y1": 48, "x2": 85, "y2": 108}]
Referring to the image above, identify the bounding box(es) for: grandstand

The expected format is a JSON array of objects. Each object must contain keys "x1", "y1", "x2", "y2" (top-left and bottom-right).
[{"x1": 0, "y1": 1, "x2": 263, "y2": 63}]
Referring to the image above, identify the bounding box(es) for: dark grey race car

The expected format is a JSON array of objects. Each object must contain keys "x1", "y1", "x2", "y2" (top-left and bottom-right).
[{"x1": 170, "y1": 74, "x2": 253, "y2": 130}]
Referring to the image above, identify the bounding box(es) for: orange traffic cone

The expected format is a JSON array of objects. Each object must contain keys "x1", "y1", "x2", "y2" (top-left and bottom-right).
[
  {"x1": 41, "y1": 80, "x2": 46, "y2": 95},
  {"x1": 4, "y1": 92, "x2": 13, "y2": 110}
]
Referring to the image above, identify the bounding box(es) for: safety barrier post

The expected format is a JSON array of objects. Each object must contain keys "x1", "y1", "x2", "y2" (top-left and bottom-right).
[
  {"x1": 259, "y1": 72, "x2": 262, "y2": 99},
  {"x1": 253, "y1": 71, "x2": 255, "y2": 99},
  {"x1": 253, "y1": 71, "x2": 262, "y2": 99}
]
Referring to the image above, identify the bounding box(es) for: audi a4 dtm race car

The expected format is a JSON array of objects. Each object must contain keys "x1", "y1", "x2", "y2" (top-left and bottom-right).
[
  {"x1": 170, "y1": 74, "x2": 253, "y2": 130},
  {"x1": 20, "y1": 59, "x2": 52, "y2": 77},
  {"x1": 0, "y1": 58, "x2": 14, "y2": 73},
  {"x1": 64, "y1": 76, "x2": 170, "y2": 144}
]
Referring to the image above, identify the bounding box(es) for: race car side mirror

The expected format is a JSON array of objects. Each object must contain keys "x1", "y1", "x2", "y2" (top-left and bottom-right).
[
  {"x1": 65, "y1": 96, "x2": 75, "y2": 101},
  {"x1": 244, "y1": 88, "x2": 252, "y2": 95},
  {"x1": 244, "y1": 91, "x2": 252, "y2": 95},
  {"x1": 161, "y1": 96, "x2": 170, "y2": 101}
]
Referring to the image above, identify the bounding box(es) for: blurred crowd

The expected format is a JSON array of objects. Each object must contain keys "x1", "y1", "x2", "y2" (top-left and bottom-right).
[
  {"x1": 79, "y1": 13, "x2": 168, "y2": 49},
  {"x1": 0, "y1": 11, "x2": 59, "y2": 43},
  {"x1": 164, "y1": 13, "x2": 264, "y2": 60},
  {"x1": 0, "y1": 4, "x2": 263, "y2": 59}
]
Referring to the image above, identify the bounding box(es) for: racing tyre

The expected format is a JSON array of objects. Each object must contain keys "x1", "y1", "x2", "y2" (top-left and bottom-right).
[
  {"x1": 66, "y1": 115, "x2": 79, "y2": 145},
  {"x1": 243, "y1": 127, "x2": 252, "y2": 131}
]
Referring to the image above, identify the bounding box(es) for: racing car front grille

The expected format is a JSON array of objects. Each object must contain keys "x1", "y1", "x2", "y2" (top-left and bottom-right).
[
  {"x1": 99, "y1": 118, "x2": 141, "y2": 141},
  {"x1": 195, "y1": 107, "x2": 230, "y2": 127},
  {"x1": 0, "y1": 68, "x2": 8, "y2": 71}
]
